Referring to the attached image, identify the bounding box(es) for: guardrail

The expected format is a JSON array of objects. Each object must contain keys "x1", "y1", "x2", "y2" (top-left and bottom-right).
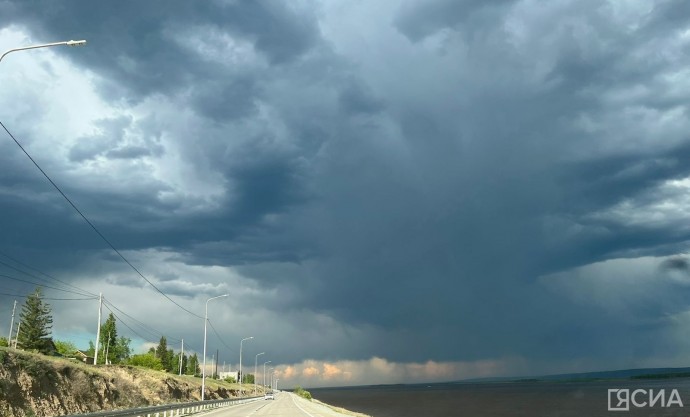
[{"x1": 61, "y1": 395, "x2": 264, "y2": 417}]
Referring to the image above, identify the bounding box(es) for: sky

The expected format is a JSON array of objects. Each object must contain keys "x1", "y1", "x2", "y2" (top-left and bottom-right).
[{"x1": 2, "y1": 0, "x2": 690, "y2": 388}]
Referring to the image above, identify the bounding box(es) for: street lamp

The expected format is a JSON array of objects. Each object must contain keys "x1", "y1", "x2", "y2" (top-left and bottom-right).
[
  {"x1": 269, "y1": 367, "x2": 274, "y2": 392},
  {"x1": 275, "y1": 378, "x2": 279, "y2": 391},
  {"x1": 1, "y1": 40, "x2": 86, "y2": 63},
  {"x1": 202, "y1": 294, "x2": 229, "y2": 401},
  {"x1": 239, "y1": 336, "x2": 253, "y2": 396},
  {"x1": 254, "y1": 352, "x2": 265, "y2": 395},
  {"x1": 263, "y1": 361, "x2": 271, "y2": 391}
]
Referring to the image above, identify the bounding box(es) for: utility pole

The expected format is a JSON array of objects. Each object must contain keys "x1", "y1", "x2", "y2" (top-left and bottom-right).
[
  {"x1": 104, "y1": 332, "x2": 111, "y2": 365},
  {"x1": 94, "y1": 293, "x2": 102, "y2": 365},
  {"x1": 215, "y1": 349, "x2": 219, "y2": 379},
  {"x1": 7, "y1": 300, "x2": 16, "y2": 348},
  {"x1": 14, "y1": 321, "x2": 20, "y2": 348},
  {"x1": 179, "y1": 339, "x2": 184, "y2": 376}
]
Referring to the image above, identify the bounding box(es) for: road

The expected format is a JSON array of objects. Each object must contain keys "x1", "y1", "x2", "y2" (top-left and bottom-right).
[{"x1": 199, "y1": 392, "x2": 361, "y2": 417}]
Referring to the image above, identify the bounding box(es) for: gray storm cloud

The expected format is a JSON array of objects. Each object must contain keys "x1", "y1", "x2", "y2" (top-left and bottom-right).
[{"x1": 2, "y1": 0, "x2": 690, "y2": 380}]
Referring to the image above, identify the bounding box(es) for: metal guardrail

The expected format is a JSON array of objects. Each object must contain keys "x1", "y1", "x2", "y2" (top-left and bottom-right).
[{"x1": 61, "y1": 396, "x2": 264, "y2": 417}]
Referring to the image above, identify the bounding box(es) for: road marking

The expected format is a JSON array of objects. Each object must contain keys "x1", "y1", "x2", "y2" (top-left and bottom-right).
[
  {"x1": 246, "y1": 402, "x2": 268, "y2": 416},
  {"x1": 290, "y1": 393, "x2": 320, "y2": 417}
]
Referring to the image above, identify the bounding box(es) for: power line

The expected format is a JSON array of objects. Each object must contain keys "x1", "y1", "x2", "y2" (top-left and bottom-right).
[
  {"x1": 0, "y1": 121, "x2": 203, "y2": 319},
  {"x1": 0, "y1": 291, "x2": 96, "y2": 301},
  {"x1": 101, "y1": 303, "x2": 156, "y2": 345},
  {"x1": 207, "y1": 318, "x2": 233, "y2": 352},
  {"x1": 0, "y1": 273, "x2": 98, "y2": 297},
  {"x1": 0, "y1": 260, "x2": 94, "y2": 297},
  {"x1": 0, "y1": 249, "x2": 97, "y2": 297},
  {"x1": 100, "y1": 301, "x2": 200, "y2": 354},
  {"x1": 102, "y1": 298, "x2": 181, "y2": 343}
]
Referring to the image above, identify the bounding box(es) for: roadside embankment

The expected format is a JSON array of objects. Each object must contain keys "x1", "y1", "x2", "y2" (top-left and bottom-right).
[{"x1": 0, "y1": 347, "x2": 261, "y2": 417}]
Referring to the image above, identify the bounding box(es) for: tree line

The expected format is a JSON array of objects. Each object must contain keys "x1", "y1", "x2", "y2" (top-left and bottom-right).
[{"x1": 1, "y1": 288, "x2": 201, "y2": 376}]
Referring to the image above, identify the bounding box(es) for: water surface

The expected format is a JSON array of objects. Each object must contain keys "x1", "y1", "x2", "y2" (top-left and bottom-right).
[{"x1": 311, "y1": 378, "x2": 690, "y2": 417}]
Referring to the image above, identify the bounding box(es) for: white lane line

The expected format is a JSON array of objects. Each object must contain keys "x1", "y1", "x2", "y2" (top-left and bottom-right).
[
  {"x1": 246, "y1": 402, "x2": 268, "y2": 416},
  {"x1": 290, "y1": 393, "x2": 320, "y2": 417}
]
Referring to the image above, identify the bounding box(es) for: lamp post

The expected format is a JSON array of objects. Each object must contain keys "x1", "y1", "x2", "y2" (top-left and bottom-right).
[
  {"x1": 239, "y1": 336, "x2": 253, "y2": 396},
  {"x1": 1, "y1": 40, "x2": 86, "y2": 63},
  {"x1": 275, "y1": 378, "x2": 279, "y2": 391},
  {"x1": 263, "y1": 361, "x2": 271, "y2": 391},
  {"x1": 268, "y1": 367, "x2": 274, "y2": 392},
  {"x1": 254, "y1": 352, "x2": 265, "y2": 395},
  {"x1": 202, "y1": 294, "x2": 229, "y2": 401}
]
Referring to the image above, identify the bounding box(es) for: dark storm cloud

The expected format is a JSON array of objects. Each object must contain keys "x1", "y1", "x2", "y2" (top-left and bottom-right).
[
  {"x1": 0, "y1": 0, "x2": 320, "y2": 111},
  {"x1": 4, "y1": 0, "x2": 690, "y2": 375},
  {"x1": 394, "y1": 0, "x2": 517, "y2": 41},
  {"x1": 338, "y1": 80, "x2": 385, "y2": 116},
  {"x1": 662, "y1": 257, "x2": 690, "y2": 273},
  {"x1": 190, "y1": 78, "x2": 259, "y2": 122}
]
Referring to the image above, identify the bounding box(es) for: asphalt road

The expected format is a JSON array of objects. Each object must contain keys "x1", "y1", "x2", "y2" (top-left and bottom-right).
[{"x1": 198, "y1": 393, "x2": 360, "y2": 417}]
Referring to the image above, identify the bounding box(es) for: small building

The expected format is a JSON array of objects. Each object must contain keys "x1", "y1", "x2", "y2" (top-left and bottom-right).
[
  {"x1": 218, "y1": 371, "x2": 239, "y2": 381},
  {"x1": 71, "y1": 350, "x2": 95, "y2": 365}
]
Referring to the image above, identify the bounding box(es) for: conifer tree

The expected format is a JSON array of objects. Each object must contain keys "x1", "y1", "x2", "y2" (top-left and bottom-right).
[
  {"x1": 156, "y1": 336, "x2": 171, "y2": 371},
  {"x1": 17, "y1": 288, "x2": 54, "y2": 354}
]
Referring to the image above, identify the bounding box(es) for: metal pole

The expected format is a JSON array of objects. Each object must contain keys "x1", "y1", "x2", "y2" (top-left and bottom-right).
[
  {"x1": 94, "y1": 293, "x2": 102, "y2": 365},
  {"x1": 202, "y1": 302, "x2": 208, "y2": 400},
  {"x1": 239, "y1": 336, "x2": 253, "y2": 396},
  {"x1": 0, "y1": 40, "x2": 86, "y2": 63},
  {"x1": 13, "y1": 321, "x2": 20, "y2": 348},
  {"x1": 7, "y1": 300, "x2": 16, "y2": 348},
  {"x1": 263, "y1": 361, "x2": 271, "y2": 390},
  {"x1": 202, "y1": 294, "x2": 228, "y2": 401},
  {"x1": 179, "y1": 339, "x2": 184, "y2": 376},
  {"x1": 254, "y1": 352, "x2": 264, "y2": 395},
  {"x1": 104, "y1": 332, "x2": 111, "y2": 365}
]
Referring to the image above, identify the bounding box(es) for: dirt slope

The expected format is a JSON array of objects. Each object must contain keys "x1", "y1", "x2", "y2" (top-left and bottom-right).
[{"x1": 0, "y1": 347, "x2": 258, "y2": 417}]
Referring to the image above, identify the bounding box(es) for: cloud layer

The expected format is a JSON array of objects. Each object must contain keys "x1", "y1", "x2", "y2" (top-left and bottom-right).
[{"x1": 2, "y1": 0, "x2": 690, "y2": 386}]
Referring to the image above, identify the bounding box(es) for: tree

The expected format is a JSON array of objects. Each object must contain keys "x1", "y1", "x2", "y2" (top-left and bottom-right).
[
  {"x1": 166, "y1": 348, "x2": 175, "y2": 372},
  {"x1": 174, "y1": 352, "x2": 187, "y2": 375},
  {"x1": 54, "y1": 339, "x2": 78, "y2": 356},
  {"x1": 186, "y1": 353, "x2": 200, "y2": 376},
  {"x1": 128, "y1": 352, "x2": 163, "y2": 370},
  {"x1": 0, "y1": 337, "x2": 8, "y2": 347},
  {"x1": 17, "y1": 288, "x2": 54, "y2": 354},
  {"x1": 113, "y1": 336, "x2": 132, "y2": 363},
  {"x1": 98, "y1": 313, "x2": 118, "y2": 364},
  {"x1": 242, "y1": 373, "x2": 255, "y2": 384},
  {"x1": 155, "y1": 336, "x2": 172, "y2": 371},
  {"x1": 87, "y1": 340, "x2": 96, "y2": 357}
]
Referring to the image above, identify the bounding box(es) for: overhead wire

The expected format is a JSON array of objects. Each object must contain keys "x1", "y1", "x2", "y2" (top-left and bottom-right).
[
  {"x1": 101, "y1": 303, "x2": 158, "y2": 345},
  {"x1": 102, "y1": 298, "x2": 201, "y2": 353},
  {"x1": 102, "y1": 298, "x2": 181, "y2": 343},
  {"x1": 0, "y1": 291, "x2": 96, "y2": 301},
  {"x1": 207, "y1": 318, "x2": 233, "y2": 352},
  {"x1": 0, "y1": 273, "x2": 98, "y2": 297},
  {"x1": 0, "y1": 249, "x2": 97, "y2": 297},
  {"x1": 0, "y1": 120, "x2": 203, "y2": 320}
]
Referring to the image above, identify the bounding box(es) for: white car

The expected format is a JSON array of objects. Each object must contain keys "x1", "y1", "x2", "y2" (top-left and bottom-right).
[{"x1": 264, "y1": 392, "x2": 274, "y2": 400}]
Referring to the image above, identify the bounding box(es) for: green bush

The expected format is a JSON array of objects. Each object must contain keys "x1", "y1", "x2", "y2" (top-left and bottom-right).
[
  {"x1": 127, "y1": 353, "x2": 164, "y2": 371},
  {"x1": 294, "y1": 386, "x2": 312, "y2": 400}
]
